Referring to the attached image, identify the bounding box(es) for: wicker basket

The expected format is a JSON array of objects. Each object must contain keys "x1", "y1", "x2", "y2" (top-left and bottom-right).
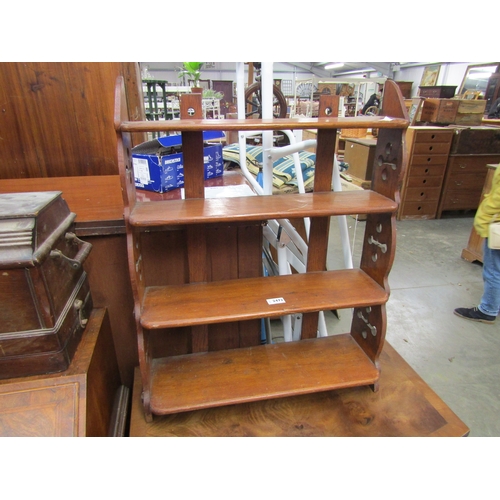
[{"x1": 341, "y1": 128, "x2": 367, "y2": 138}]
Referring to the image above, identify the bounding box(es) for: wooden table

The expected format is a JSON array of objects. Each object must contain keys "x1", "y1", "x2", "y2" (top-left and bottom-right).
[{"x1": 129, "y1": 342, "x2": 469, "y2": 437}]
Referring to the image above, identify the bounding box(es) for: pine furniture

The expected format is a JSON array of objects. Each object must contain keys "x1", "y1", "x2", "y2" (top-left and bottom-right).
[
  {"x1": 398, "y1": 126, "x2": 454, "y2": 219},
  {"x1": 114, "y1": 77, "x2": 409, "y2": 422}
]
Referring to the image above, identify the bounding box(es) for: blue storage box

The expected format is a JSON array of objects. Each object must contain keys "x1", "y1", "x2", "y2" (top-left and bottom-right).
[{"x1": 132, "y1": 132, "x2": 224, "y2": 193}]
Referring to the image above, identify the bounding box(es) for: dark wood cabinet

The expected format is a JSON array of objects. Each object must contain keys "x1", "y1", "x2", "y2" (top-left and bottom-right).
[
  {"x1": 437, "y1": 154, "x2": 500, "y2": 216},
  {"x1": 395, "y1": 81, "x2": 413, "y2": 99},
  {"x1": 437, "y1": 126, "x2": 500, "y2": 217},
  {"x1": 211, "y1": 80, "x2": 234, "y2": 116},
  {"x1": 0, "y1": 309, "x2": 122, "y2": 437}
]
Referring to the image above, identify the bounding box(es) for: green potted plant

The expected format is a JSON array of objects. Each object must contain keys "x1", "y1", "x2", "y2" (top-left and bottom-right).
[
  {"x1": 202, "y1": 88, "x2": 224, "y2": 100},
  {"x1": 178, "y1": 62, "x2": 204, "y2": 92}
]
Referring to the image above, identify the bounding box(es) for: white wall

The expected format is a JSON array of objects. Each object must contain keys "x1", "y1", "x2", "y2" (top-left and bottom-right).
[
  {"x1": 392, "y1": 62, "x2": 472, "y2": 96},
  {"x1": 140, "y1": 62, "x2": 496, "y2": 100},
  {"x1": 140, "y1": 62, "x2": 314, "y2": 88}
]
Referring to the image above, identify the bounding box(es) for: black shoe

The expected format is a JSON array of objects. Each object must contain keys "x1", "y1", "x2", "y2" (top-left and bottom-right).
[{"x1": 454, "y1": 307, "x2": 496, "y2": 324}]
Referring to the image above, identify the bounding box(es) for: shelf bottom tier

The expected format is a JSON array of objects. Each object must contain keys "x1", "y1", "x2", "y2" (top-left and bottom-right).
[{"x1": 149, "y1": 333, "x2": 379, "y2": 416}]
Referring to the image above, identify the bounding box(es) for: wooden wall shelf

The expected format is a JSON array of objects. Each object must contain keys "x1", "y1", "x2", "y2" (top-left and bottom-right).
[{"x1": 115, "y1": 78, "x2": 409, "y2": 422}]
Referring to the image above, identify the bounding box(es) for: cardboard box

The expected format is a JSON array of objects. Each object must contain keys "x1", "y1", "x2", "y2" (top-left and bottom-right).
[{"x1": 132, "y1": 132, "x2": 224, "y2": 193}]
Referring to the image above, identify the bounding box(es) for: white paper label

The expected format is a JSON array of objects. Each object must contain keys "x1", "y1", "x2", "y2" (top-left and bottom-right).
[
  {"x1": 267, "y1": 297, "x2": 286, "y2": 305},
  {"x1": 133, "y1": 158, "x2": 151, "y2": 185}
]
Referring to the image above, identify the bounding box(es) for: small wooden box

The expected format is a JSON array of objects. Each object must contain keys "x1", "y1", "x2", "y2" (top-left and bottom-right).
[
  {"x1": 418, "y1": 86, "x2": 457, "y2": 98},
  {"x1": 455, "y1": 99, "x2": 487, "y2": 125},
  {"x1": 420, "y1": 98, "x2": 459, "y2": 124},
  {"x1": 0, "y1": 192, "x2": 93, "y2": 379}
]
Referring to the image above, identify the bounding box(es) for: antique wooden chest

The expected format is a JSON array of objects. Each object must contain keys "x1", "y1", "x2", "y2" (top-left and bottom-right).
[
  {"x1": 0, "y1": 191, "x2": 93, "y2": 379},
  {"x1": 418, "y1": 86, "x2": 457, "y2": 98}
]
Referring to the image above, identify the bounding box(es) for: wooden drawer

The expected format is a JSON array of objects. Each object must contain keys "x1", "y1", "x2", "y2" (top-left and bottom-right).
[
  {"x1": 409, "y1": 153, "x2": 449, "y2": 167},
  {"x1": 408, "y1": 155, "x2": 448, "y2": 175},
  {"x1": 408, "y1": 164, "x2": 447, "y2": 179},
  {"x1": 406, "y1": 175, "x2": 444, "y2": 189},
  {"x1": 447, "y1": 155, "x2": 500, "y2": 175},
  {"x1": 412, "y1": 130, "x2": 453, "y2": 144},
  {"x1": 399, "y1": 199, "x2": 440, "y2": 219},
  {"x1": 445, "y1": 173, "x2": 487, "y2": 191},
  {"x1": 413, "y1": 142, "x2": 453, "y2": 155},
  {"x1": 405, "y1": 186, "x2": 442, "y2": 202},
  {"x1": 439, "y1": 190, "x2": 483, "y2": 211}
]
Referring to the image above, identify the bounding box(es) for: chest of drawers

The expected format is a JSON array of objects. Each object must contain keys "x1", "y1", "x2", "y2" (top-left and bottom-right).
[
  {"x1": 437, "y1": 154, "x2": 500, "y2": 216},
  {"x1": 437, "y1": 126, "x2": 500, "y2": 217},
  {"x1": 398, "y1": 127, "x2": 454, "y2": 219}
]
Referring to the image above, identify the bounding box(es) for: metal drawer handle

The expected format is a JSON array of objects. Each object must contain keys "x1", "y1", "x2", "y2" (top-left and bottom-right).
[{"x1": 50, "y1": 233, "x2": 92, "y2": 269}]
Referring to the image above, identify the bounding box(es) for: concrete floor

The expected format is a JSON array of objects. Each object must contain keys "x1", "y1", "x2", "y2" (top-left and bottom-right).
[
  {"x1": 323, "y1": 213, "x2": 500, "y2": 437},
  {"x1": 267, "y1": 212, "x2": 499, "y2": 436}
]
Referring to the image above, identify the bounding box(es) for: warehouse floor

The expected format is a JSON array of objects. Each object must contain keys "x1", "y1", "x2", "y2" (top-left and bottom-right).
[
  {"x1": 329, "y1": 214, "x2": 500, "y2": 437},
  {"x1": 271, "y1": 213, "x2": 498, "y2": 437}
]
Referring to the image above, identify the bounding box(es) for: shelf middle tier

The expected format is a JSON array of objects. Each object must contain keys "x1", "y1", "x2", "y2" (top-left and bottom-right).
[
  {"x1": 129, "y1": 190, "x2": 397, "y2": 227},
  {"x1": 140, "y1": 269, "x2": 388, "y2": 330}
]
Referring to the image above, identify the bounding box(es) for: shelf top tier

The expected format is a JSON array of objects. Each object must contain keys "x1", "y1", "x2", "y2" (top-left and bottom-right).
[{"x1": 117, "y1": 115, "x2": 409, "y2": 134}]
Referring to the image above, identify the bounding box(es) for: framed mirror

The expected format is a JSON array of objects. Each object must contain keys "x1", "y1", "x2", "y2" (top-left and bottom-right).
[{"x1": 459, "y1": 63, "x2": 500, "y2": 97}]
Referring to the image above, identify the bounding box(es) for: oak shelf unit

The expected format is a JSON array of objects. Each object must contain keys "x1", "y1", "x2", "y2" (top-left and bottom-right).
[{"x1": 115, "y1": 77, "x2": 409, "y2": 421}]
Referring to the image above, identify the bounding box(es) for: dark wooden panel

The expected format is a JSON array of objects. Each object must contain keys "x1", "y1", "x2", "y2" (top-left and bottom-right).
[
  {"x1": 0, "y1": 308, "x2": 121, "y2": 437},
  {"x1": 0, "y1": 62, "x2": 145, "y2": 179},
  {"x1": 83, "y1": 236, "x2": 137, "y2": 387}
]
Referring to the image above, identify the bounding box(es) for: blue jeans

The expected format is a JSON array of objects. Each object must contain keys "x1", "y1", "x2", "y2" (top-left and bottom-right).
[{"x1": 479, "y1": 240, "x2": 500, "y2": 317}]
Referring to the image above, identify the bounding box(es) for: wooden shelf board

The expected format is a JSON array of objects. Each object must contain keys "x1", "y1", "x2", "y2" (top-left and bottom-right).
[
  {"x1": 150, "y1": 333, "x2": 379, "y2": 416},
  {"x1": 118, "y1": 115, "x2": 409, "y2": 134},
  {"x1": 129, "y1": 190, "x2": 397, "y2": 227},
  {"x1": 141, "y1": 269, "x2": 388, "y2": 329},
  {"x1": 131, "y1": 342, "x2": 470, "y2": 436}
]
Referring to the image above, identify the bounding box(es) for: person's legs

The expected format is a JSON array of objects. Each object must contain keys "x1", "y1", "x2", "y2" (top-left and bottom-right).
[
  {"x1": 478, "y1": 240, "x2": 500, "y2": 317},
  {"x1": 454, "y1": 240, "x2": 500, "y2": 323}
]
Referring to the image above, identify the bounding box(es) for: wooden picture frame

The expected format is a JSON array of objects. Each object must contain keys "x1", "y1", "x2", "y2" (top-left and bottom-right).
[
  {"x1": 459, "y1": 63, "x2": 500, "y2": 96},
  {"x1": 420, "y1": 65, "x2": 440, "y2": 87}
]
